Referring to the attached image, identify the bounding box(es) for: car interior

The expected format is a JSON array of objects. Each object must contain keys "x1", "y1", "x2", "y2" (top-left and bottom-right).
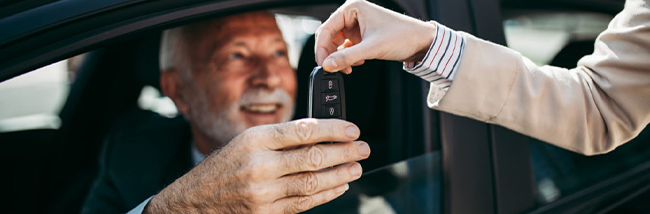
[{"x1": 2, "y1": 2, "x2": 438, "y2": 213}]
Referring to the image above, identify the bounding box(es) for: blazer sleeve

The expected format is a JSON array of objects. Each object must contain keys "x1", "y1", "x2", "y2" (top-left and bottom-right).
[{"x1": 429, "y1": 0, "x2": 650, "y2": 155}]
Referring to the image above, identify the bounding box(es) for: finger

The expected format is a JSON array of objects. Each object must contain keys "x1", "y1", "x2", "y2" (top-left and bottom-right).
[
  {"x1": 352, "y1": 60, "x2": 365, "y2": 66},
  {"x1": 342, "y1": 66, "x2": 352, "y2": 74},
  {"x1": 315, "y1": 7, "x2": 347, "y2": 65},
  {"x1": 322, "y1": 38, "x2": 377, "y2": 72},
  {"x1": 278, "y1": 141, "x2": 369, "y2": 175},
  {"x1": 337, "y1": 39, "x2": 355, "y2": 51},
  {"x1": 255, "y1": 118, "x2": 360, "y2": 150},
  {"x1": 275, "y1": 162, "x2": 361, "y2": 199},
  {"x1": 273, "y1": 184, "x2": 349, "y2": 214},
  {"x1": 332, "y1": 32, "x2": 347, "y2": 47}
]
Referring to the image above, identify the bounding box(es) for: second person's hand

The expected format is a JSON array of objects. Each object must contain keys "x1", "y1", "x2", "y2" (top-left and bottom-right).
[{"x1": 315, "y1": 0, "x2": 437, "y2": 73}]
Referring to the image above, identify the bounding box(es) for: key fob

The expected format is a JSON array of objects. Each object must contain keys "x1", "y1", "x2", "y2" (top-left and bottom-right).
[{"x1": 308, "y1": 66, "x2": 346, "y2": 120}]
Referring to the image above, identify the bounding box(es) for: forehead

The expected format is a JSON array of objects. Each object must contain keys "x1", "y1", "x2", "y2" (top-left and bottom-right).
[
  {"x1": 202, "y1": 12, "x2": 283, "y2": 44},
  {"x1": 183, "y1": 12, "x2": 284, "y2": 65}
]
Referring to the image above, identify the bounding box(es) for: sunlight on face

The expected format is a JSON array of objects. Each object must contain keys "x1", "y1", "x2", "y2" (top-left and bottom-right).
[{"x1": 184, "y1": 12, "x2": 297, "y2": 145}]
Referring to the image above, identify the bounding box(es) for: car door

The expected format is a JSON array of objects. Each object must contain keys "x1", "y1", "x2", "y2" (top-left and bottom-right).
[{"x1": 1, "y1": 0, "x2": 443, "y2": 213}]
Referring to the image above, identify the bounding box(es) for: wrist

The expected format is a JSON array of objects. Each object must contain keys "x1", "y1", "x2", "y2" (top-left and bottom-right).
[
  {"x1": 144, "y1": 183, "x2": 194, "y2": 214},
  {"x1": 408, "y1": 20, "x2": 438, "y2": 62}
]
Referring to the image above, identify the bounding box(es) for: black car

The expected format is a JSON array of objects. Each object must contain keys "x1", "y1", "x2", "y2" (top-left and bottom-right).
[{"x1": 2, "y1": 0, "x2": 649, "y2": 213}]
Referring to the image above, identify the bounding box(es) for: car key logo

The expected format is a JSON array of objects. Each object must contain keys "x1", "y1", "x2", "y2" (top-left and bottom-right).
[
  {"x1": 328, "y1": 80, "x2": 333, "y2": 89},
  {"x1": 325, "y1": 95, "x2": 337, "y2": 102},
  {"x1": 329, "y1": 107, "x2": 334, "y2": 115}
]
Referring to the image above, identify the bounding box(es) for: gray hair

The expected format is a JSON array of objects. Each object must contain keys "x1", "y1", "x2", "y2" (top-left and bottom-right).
[
  {"x1": 159, "y1": 11, "x2": 277, "y2": 75},
  {"x1": 159, "y1": 26, "x2": 190, "y2": 74}
]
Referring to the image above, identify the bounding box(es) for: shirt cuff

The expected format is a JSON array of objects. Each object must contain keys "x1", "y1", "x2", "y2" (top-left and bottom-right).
[
  {"x1": 403, "y1": 21, "x2": 466, "y2": 92},
  {"x1": 127, "y1": 195, "x2": 154, "y2": 214}
]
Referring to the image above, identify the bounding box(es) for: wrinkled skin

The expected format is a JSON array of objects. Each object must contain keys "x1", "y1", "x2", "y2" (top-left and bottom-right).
[{"x1": 145, "y1": 119, "x2": 369, "y2": 214}]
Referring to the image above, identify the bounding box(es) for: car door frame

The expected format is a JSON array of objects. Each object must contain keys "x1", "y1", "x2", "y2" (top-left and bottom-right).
[{"x1": 425, "y1": 0, "x2": 538, "y2": 213}]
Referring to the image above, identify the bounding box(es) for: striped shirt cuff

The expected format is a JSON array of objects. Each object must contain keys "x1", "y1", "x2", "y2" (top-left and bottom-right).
[{"x1": 404, "y1": 22, "x2": 466, "y2": 90}]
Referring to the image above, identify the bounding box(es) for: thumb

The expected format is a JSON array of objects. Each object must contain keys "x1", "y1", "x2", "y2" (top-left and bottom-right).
[{"x1": 322, "y1": 40, "x2": 377, "y2": 72}]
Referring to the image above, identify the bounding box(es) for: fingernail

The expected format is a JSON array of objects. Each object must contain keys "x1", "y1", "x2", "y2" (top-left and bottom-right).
[
  {"x1": 349, "y1": 164, "x2": 362, "y2": 177},
  {"x1": 345, "y1": 126, "x2": 360, "y2": 138},
  {"x1": 324, "y1": 58, "x2": 338, "y2": 70},
  {"x1": 358, "y1": 143, "x2": 370, "y2": 157},
  {"x1": 335, "y1": 183, "x2": 349, "y2": 194}
]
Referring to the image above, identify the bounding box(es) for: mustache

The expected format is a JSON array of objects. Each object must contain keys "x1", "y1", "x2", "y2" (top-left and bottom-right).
[{"x1": 239, "y1": 88, "x2": 293, "y2": 106}]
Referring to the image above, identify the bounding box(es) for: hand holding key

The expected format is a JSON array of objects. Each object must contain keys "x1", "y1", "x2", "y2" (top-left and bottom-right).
[{"x1": 314, "y1": 0, "x2": 438, "y2": 74}]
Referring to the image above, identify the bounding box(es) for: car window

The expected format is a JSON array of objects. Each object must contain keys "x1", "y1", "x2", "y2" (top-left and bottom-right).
[
  {"x1": 308, "y1": 151, "x2": 442, "y2": 214},
  {"x1": 4, "y1": 2, "x2": 439, "y2": 214},
  {"x1": 502, "y1": 10, "x2": 650, "y2": 205},
  {"x1": 0, "y1": 54, "x2": 84, "y2": 133},
  {"x1": 502, "y1": 11, "x2": 611, "y2": 66}
]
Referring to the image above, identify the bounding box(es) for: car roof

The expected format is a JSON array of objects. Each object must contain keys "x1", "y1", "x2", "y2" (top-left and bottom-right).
[
  {"x1": 0, "y1": 0, "x2": 623, "y2": 83},
  {"x1": 0, "y1": 0, "x2": 351, "y2": 83}
]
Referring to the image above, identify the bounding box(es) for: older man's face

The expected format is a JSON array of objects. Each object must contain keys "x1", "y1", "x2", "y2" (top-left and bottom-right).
[{"x1": 185, "y1": 12, "x2": 297, "y2": 144}]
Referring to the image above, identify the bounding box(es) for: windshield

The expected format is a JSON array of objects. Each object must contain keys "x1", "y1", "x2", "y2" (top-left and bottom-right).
[{"x1": 306, "y1": 151, "x2": 442, "y2": 214}]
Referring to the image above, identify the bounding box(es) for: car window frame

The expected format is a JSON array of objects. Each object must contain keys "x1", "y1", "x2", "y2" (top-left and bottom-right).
[{"x1": 2, "y1": 0, "x2": 445, "y2": 213}]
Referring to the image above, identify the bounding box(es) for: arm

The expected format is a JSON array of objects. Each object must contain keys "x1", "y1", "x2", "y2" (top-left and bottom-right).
[
  {"x1": 315, "y1": 0, "x2": 650, "y2": 155},
  {"x1": 433, "y1": 0, "x2": 650, "y2": 155}
]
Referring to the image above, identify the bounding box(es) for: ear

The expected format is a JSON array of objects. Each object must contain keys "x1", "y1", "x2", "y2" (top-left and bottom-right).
[{"x1": 160, "y1": 69, "x2": 191, "y2": 115}]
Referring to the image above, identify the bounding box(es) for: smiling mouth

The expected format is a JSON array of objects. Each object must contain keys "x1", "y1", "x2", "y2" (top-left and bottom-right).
[{"x1": 241, "y1": 103, "x2": 281, "y2": 114}]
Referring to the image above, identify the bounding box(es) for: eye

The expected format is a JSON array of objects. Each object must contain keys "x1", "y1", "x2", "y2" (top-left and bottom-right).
[
  {"x1": 230, "y1": 53, "x2": 244, "y2": 60},
  {"x1": 274, "y1": 50, "x2": 287, "y2": 57}
]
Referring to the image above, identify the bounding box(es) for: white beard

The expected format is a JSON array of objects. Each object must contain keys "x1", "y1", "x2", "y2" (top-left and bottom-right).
[{"x1": 187, "y1": 88, "x2": 294, "y2": 148}]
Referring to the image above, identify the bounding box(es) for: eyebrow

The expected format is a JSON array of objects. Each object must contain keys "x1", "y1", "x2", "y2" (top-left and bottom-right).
[{"x1": 231, "y1": 37, "x2": 285, "y2": 47}]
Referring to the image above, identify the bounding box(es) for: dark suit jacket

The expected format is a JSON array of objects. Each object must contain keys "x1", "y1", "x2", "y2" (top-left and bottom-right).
[{"x1": 81, "y1": 115, "x2": 193, "y2": 213}]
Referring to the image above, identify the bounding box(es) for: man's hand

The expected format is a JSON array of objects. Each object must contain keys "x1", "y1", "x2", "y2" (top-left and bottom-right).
[
  {"x1": 315, "y1": 0, "x2": 437, "y2": 74},
  {"x1": 144, "y1": 119, "x2": 369, "y2": 214}
]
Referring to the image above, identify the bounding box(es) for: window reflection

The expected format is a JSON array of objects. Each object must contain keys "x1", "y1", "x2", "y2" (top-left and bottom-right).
[{"x1": 307, "y1": 152, "x2": 442, "y2": 214}]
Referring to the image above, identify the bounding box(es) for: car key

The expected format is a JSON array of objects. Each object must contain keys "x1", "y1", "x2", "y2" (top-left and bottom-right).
[
  {"x1": 308, "y1": 66, "x2": 346, "y2": 120},
  {"x1": 308, "y1": 66, "x2": 346, "y2": 147}
]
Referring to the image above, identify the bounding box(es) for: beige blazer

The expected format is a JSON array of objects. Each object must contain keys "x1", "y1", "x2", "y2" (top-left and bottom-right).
[{"x1": 429, "y1": 0, "x2": 650, "y2": 155}]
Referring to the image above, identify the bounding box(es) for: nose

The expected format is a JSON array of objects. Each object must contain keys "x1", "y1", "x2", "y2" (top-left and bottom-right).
[{"x1": 250, "y1": 59, "x2": 282, "y2": 89}]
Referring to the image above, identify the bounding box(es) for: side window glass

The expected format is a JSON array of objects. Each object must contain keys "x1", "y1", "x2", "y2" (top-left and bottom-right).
[
  {"x1": 503, "y1": 11, "x2": 611, "y2": 65},
  {"x1": 503, "y1": 10, "x2": 650, "y2": 205},
  {"x1": 0, "y1": 54, "x2": 85, "y2": 133}
]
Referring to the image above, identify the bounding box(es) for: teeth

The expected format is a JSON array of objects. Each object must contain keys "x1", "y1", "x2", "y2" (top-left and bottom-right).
[{"x1": 243, "y1": 104, "x2": 278, "y2": 113}]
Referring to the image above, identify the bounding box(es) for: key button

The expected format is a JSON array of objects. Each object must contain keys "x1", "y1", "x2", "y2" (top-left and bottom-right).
[
  {"x1": 322, "y1": 92, "x2": 340, "y2": 104},
  {"x1": 321, "y1": 79, "x2": 339, "y2": 92},
  {"x1": 322, "y1": 105, "x2": 341, "y2": 117}
]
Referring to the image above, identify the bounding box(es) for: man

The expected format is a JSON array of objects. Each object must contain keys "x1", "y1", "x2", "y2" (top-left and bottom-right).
[
  {"x1": 82, "y1": 11, "x2": 371, "y2": 213},
  {"x1": 314, "y1": 0, "x2": 650, "y2": 155}
]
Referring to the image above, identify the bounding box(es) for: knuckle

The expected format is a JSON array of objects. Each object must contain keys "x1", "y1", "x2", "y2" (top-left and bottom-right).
[
  {"x1": 295, "y1": 196, "x2": 313, "y2": 213},
  {"x1": 301, "y1": 172, "x2": 319, "y2": 195},
  {"x1": 240, "y1": 157, "x2": 268, "y2": 181},
  {"x1": 306, "y1": 146, "x2": 325, "y2": 169},
  {"x1": 248, "y1": 185, "x2": 270, "y2": 204},
  {"x1": 294, "y1": 119, "x2": 315, "y2": 143},
  {"x1": 237, "y1": 128, "x2": 260, "y2": 150}
]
